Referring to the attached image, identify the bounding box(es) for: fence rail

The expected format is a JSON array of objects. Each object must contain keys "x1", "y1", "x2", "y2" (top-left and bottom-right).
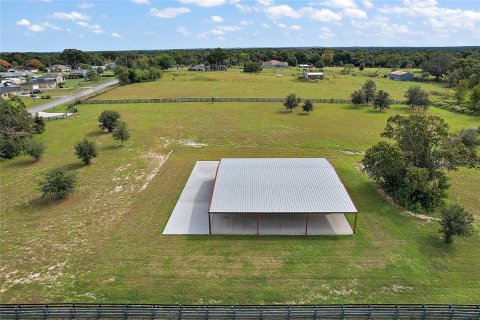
[
  {"x1": 81, "y1": 97, "x2": 406, "y2": 105},
  {"x1": 1, "y1": 304, "x2": 479, "y2": 319}
]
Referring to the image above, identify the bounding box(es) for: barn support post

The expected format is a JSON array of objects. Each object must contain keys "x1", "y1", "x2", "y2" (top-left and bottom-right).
[
  {"x1": 256, "y1": 214, "x2": 259, "y2": 235},
  {"x1": 208, "y1": 212, "x2": 212, "y2": 235},
  {"x1": 305, "y1": 214, "x2": 309, "y2": 235},
  {"x1": 353, "y1": 213, "x2": 358, "y2": 235}
]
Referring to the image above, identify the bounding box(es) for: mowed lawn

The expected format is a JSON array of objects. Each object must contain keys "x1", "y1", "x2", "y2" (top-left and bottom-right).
[
  {"x1": 0, "y1": 102, "x2": 479, "y2": 304},
  {"x1": 96, "y1": 67, "x2": 452, "y2": 101}
]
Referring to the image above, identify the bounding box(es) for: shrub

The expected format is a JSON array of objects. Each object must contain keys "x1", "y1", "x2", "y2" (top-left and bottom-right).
[
  {"x1": 373, "y1": 90, "x2": 391, "y2": 112},
  {"x1": 23, "y1": 138, "x2": 45, "y2": 161},
  {"x1": 350, "y1": 89, "x2": 366, "y2": 106},
  {"x1": 33, "y1": 114, "x2": 46, "y2": 134},
  {"x1": 243, "y1": 61, "x2": 262, "y2": 73},
  {"x1": 39, "y1": 167, "x2": 77, "y2": 198},
  {"x1": 112, "y1": 121, "x2": 130, "y2": 144},
  {"x1": 405, "y1": 85, "x2": 430, "y2": 110},
  {"x1": 74, "y1": 138, "x2": 97, "y2": 165},
  {"x1": 302, "y1": 99, "x2": 314, "y2": 114},
  {"x1": 439, "y1": 205, "x2": 474, "y2": 243},
  {"x1": 98, "y1": 110, "x2": 120, "y2": 132}
]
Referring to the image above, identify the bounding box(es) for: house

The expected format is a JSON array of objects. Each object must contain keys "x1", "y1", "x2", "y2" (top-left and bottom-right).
[
  {"x1": 20, "y1": 81, "x2": 40, "y2": 92},
  {"x1": 188, "y1": 64, "x2": 210, "y2": 71},
  {"x1": 0, "y1": 86, "x2": 22, "y2": 99},
  {"x1": 304, "y1": 72, "x2": 324, "y2": 80},
  {"x1": 47, "y1": 64, "x2": 71, "y2": 73},
  {"x1": 30, "y1": 79, "x2": 56, "y2": 89},
  {"x1": 37, "y1": 73, "x2": 63, "y2": 83},
  {"x1": 105, "y1": 63, "x2": 116, "y2": 70},
  {"x1": 92, "y1": 65, "x2": 106, "y2": 71},
  {"x1": 262, "y1": 60, "x2": 289, "y2": 68},
  {"x1": 0, "y1": 71, "x2": 33, "y2": 81},
  {"x1": 298, "y1": 64, "x2": 310, "y2": 68},
  {"x1": 68, "y1": 69, "x2": 87, "y2": 78},
  {"x1": 388, "y1": 71, "x2": 414, "y2": 81}
]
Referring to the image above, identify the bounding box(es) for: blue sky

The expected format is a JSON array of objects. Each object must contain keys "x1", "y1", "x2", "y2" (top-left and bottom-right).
[{"x1": 1, "y1": 0, "x2": 480, "y2": 52}]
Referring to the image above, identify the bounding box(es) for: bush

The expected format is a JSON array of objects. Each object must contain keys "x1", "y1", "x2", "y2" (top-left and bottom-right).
[
  {"x1": 23, "y1": 138, "x2": 45, "y2": 161},
  {"x1": 350, "y1": 89, "x2": 366, "y2": 106},
  {"x1": 405, "y1": 86, "x2": 430, "y2": 110},
  {"x1": 373, "y1": 90, "x2": 391, "y2": 112},
  {"x1": 74, "y1": 138, "x2": 97, "y2": 165},
  {"x1": 0, "y1": 136, "x2": 23, "y2": 159},
  {"x1": 39, "y1": 167, "x2": 77, "y2": 199},
  {"x1": 439, "y1": 205, "x2": 474, "y2": 243},
  {"x1": 243, "y1": 61, "x2": 262, "y2": 73},
  {"x1": 112, "y1": 121, "x2": 130, "y2": 144},
  {"x1": 302, "y1": 99, "x2": 314, "y2": 114},
  {"x1": 33, "y1": 114, "x2": 46, "y2": 134},
  {"x1": 98, "y1": 110, "x2": 120, "y2": 132}
]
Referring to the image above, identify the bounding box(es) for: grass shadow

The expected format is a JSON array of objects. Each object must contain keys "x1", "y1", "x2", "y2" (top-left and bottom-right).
[
  {"x1": 100, "y1": 144, "x2": 123, "y2": 151},
  {"x1": 4, "y1": 158, "x2": 36, "y2": 169},
  {"x1": 61, "y1": 162, "x2": 85, "y2": 171},
  {"x1": 342, "y1": 104, "x2": 363, "y2": 110},
  {"x1": 275, "y1": 110, "x2": 294, "y2": 115},
  {"x1": 17, "y1": 196, "x2": 67, "y2": 211},
  {"x1": 86, "y1": 130, "x2": 106, "y2": 137},
  {"x1": 296, "y1": 113, "x2": 309, "y2": 116}
]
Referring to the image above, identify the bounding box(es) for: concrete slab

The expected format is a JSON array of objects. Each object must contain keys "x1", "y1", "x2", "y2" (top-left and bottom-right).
[
  {"x1": 163, "y1": 161, "x2": 354, "y2": 235},
  {"x1": 211, "y1": 214, "x2": 353, "y2": 235},
  {"x1": 163, "y1": 161, "x2": 218, "y2": 234}
]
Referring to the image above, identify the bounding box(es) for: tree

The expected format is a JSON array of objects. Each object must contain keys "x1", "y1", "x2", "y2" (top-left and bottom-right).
[
  {"x1": 0, "y1": 59, "x2": 12, "y2": 69},
  {"x1": 113, "y1": 65, "x2": 130, "y2": 84},
  {"x1": 0, "y1": 100, "x2": 35, "y2": 159},
  {"x1": 243, "y1": 61, "x2": 262, "y2": 73},
  {"x1": 98, "y1": 110, "x2": 120, "y2": 132},
  {"x1": 206, "y1": 48, "x2": 229, "y2": 68},
  {"x1": 350, "y1": 89, "x2": 366, "y2": 106},
  {"x1": 86, "y1": 68, "x2": 100, "y2": 81},
  {"x1": 286, "y1": 56, "x2": 298, "y2": 67},
  {"x1": 454, "y1": 79, "x2": 469, "y2": 105},
  {"x1": 373, "y1": 90, "x2": 391, "y2": 112},
  {"x1": 302, "y1": 99, "x2": 314, "y2": 114},
  {"x1": 404, "y1": 86, "x2": 430, "y2": 110},
  {"x1": 314, "y1": 60, "x2": 325, "y2": 69},
  {"x1": 39, "y1": 167, "x2": 77, "y2": 199},
  {"x1": 23, "y1": 138, "x2": 45, "y2": 161},
  {"x1": 469, "y1": 84, "x2": 480, "y2": 111},
  {"x1": 359, "y1": 62, "x2": 365, "y2": 71},
  {"x1": 456, "y1": 127, "x2": 480, "y2": 149},
  {"x1": 283, "y1": 94, "x2": 300, "y2": 112},
  {"x1": 33, "y1": 114, "x2": 46, "y2": 134},
  {"x1": 238, "y1": 52, "x2": 250, "y2": 66},
  {"x1": 362, "y1": 142, "x2": 405, "y2": 192},
  {"x1": 362, "y1": 80, "x2": 377, "y2": 105},
  {"x1": 321, "y1": 49, "x2": 334, "y2": 65},
  {"x1": 74, "y1": 138, "x2": 97, "y2": 165},
  {"x1": 25, "y1": 59, "x2": 45, "y2": 69},
  {"x1": 153, "y1": 54, "x2": 176, "y2": 70},
  {"x1": 112, "y1": 121, "x2": 130, "y2": 145},
  {"x1": 439, "y1": 205, "x2": 474, "y2": 243},
  {"x1": 421, "y1": 53, "x2": 456, "y2": 81}
]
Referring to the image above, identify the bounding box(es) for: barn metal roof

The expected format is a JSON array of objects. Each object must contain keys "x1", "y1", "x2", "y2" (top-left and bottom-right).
[{"x1": 208, "y1": 158, "x2": 358, "y2": 214}]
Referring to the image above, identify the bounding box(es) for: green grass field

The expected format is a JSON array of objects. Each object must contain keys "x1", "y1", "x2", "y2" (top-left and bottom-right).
[
  {"x1": 1, "y1": 100, "x2": 478, "y2": 303},
  {"x1": 96, "y1": 67, "x2": 452, "y2": 102}
]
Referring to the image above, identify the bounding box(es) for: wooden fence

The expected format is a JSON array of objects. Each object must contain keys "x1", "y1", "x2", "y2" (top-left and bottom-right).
[
  {"x1": 1, "y1": 304, "x2": 479, "y2": 319},
  {"x1": 81, "y1": 97, "x2": 407, "y2": 105}
]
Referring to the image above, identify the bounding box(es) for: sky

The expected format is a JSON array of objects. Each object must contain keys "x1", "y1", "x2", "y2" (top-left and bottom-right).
[{"x1": 1, "y1": 0, "x2": 480, "y2": 52}]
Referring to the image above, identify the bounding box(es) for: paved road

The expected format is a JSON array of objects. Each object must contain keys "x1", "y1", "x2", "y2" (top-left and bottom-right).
[{"x1": 28, "y1": 79, "x2": 119, "y2": 114}]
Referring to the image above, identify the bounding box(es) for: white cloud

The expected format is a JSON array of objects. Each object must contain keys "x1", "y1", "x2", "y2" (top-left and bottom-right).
[
  {"x1": 101, "y1": 14, "x2": 109, "y2": 18},
  {"x1": 343, "y1": 8, "x2": 367, "y2": 19},
  {"x1": 78, "y1": 2, "x2": 94, "y2": 9},
  {"x1": 177, "y1": 26, "x2": 190, "y2": 35},
  {"x1": 351, "y1": 16, "x2": 411, "y2": 37},
  {"x1": 111, "y1": 32, "x2": 121, "y2": 38},
  {"x1": 322, "y1": 0, "x2": 357, "y2": 8},
  {"x1": 77, "y1": 21, "x2": 102, "y2": 33},
  {"x1": 52, "y1": 11, "x2": 90, "y2": 21},
  {"x1": 29, "y1": 24, "x2": 46, "y2": 32},
  {"x1": 362, "y1": 0, "x2": 373, "y2": 9},
  {"x1": 240, "y1": 20, "x2": 253, "y2": 25},
  {"x1": 16, "y1": 19, "x2": 30, "y2": 26},
  {"x1": 264, "y1": 4, "x2": 302, "y2": 19},
  {"x1": 150, "y1": 7, "x2": 190, "y2": 18},
  {"x1": 210, "y1": 25, "x2": 241, "y2": 35},
  {"x1": 261, "y1": 22, "x2": 270, "y2": 28},
  {"x1": 290, "y1": 24, "x2": 302, "y2": 30},
  {"x1": 309, "y1": 8, "x2": 342, "y2": 22},
  {"x1": 234, "y1": 2, "x2": 253, "y2": 12},
  {"x1": 131, "y1": 0, "x2": 150, "y2": 4},
  {"x1": 318, "y1": 26, "x2": 335, "y2": 38},
  {"x1": 211, "y1": 15, "x2": 224, "y2": 23},
  {"x1": 178, "y1": 0, "x2": 226, "y2": 7},
  {"x1": 277, "y1": 23, "x2": 286, "y2": 28}
]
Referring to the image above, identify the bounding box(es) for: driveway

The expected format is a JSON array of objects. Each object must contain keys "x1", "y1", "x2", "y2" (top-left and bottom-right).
[{"x1": 28, "y1": 79, "x2": 119, "y2": 114}]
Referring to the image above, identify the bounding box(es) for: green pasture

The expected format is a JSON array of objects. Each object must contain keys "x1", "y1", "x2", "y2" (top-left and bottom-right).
[
  {"x1": 0, "y1": 101, "x2": 478, "y2": 303},
  {"x1": 96, "y1": 67, "x2": 452, "y2": 101}
]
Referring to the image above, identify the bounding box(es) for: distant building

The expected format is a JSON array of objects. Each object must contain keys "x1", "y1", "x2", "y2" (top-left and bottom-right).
[
  {"x1": 304, "y1": 72, "x2": 324, "y2": 80},
  {"x1": 189, "y1": 64, "x2": 210, "y2": 71},
  {"x1": 0, "y1": 86, "x2": 22, "y2": 99},
  {"x1": 388, "y1": 71, "x2": 414, "y2": 81},
  {"x1": 0, "y1": 71, "x2": 33, "y2": 80},
  {"x1": 68, "y1": 69, "x2": 87, "y2": 78},
  {"x1": 37, "y1": 73, "x2": 64, "y2": 83},
  {"x1": 47, "y1": 64, "x2": 71, "y2": 73},
  {"x1": 298, "y1": 64, "x2": 310, "y2": 68},
  {"x1": 262, "y1": 60, "x2": 288, "y2": 68}
]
